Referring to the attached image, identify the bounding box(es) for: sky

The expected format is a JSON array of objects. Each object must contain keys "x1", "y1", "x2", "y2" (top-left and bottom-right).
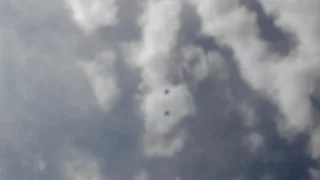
[{"x1": 0, "y1": 0, "x2": 320, "y2": 179}]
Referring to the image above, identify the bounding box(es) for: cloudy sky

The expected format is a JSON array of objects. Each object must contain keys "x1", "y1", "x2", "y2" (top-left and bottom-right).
[{"x1": 0, "y1": 0, "x2": 320, "y2": 179}]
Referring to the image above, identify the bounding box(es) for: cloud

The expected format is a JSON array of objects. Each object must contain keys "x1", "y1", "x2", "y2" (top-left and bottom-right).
[
  {"x1": 141, "y1": 85, "x2": 195, "y2": 157},
  {"x1": 0, "y1": 0, "x2": 122, "y2": 179},
  {"x1": 260, "y1": 173, "x2": 274, "y2": 180},
  {"x1": 309, "y1": 168, "x2": 320, "y2": 180},
  {"x1": 253, "y1": 0, "x2": 320, "y2": 144},
  {"x1": 61, "y1": 145, "x2": 104, "y2": 180},
  {"x1": 243, "y1": 132, "x2": 265, "y2": 154},
  {"x1": 238, "y1": 100, "x2": 259, "y2": 127},
  {"x1": 129, "y1": 0, "x2": 228, "y2": 158},
  {"x1": 2, "y1": 0, "x2": 320, "y2": 179},
  {"x1": 65, "y1": 0, "x2": 118, "y2": 32},
  {"x1": 191, "y1": 0, "x2": 320, "y2": 139},
  {"x1": 189, "y1": 0, "x2": 320, "y2": 178},
  {"x1": 134, "y1": 169, "x2": 149, "y2": 180},
  {"x1": 129, "y1": 0, "x2": 192, "y2": 157},
  {"x1": 133, "y1": 0, "x2": 182, "y2": 87},
  {"x1": 180, "y1": 45, "x2": 228, "y2": 87},
  {"x1": 78, "y1": 50, "x2": 120, "y2": 112}
]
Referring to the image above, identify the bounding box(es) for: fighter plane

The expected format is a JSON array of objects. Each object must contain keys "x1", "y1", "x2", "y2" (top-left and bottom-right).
[{"x1": 164, "y1": 89, "x2": 170, "y2": 116}]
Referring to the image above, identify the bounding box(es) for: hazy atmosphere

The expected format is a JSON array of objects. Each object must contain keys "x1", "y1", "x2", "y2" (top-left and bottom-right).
[{"x1": 0, "y1": 0, "x2": 320, "y2": 179}]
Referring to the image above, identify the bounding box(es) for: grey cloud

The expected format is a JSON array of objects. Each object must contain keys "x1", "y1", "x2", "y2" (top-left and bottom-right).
[
  {"x1": 242, "y1": 0, "x2": 297, "y2": 56},
  {"x1": 96, "y1": 0, "x2": 142, "y2": 43},
  {"x1": 66, "y1": 0, "x2": 118, "y2": 32},
  {"x1": 1, "y1": 0, "x2": 320, "y2": 180}
]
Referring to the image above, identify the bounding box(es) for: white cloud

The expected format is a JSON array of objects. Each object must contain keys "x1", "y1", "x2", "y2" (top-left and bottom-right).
[
  {"x1": 141, "y1": 85, "x2": 195, "y2": 136},
  {"x1": 3, "y1": 0, "x2": 320, "y2": 179},
  {"x1": 191, "y1": 0, "x2": 320, "y2": 142},
  {"x1": 62, "y1": 146, "x2": 104, "y2": 180},
  {"x1": 19, "y1": 153, "x2": 48, "y2": 174},
  {"x1": 0, "y1": 25, "x2": 117, "y2": 136},
  {"x1": 141, "y1": 85, "x2": 195, "y2": 157},
  {"x1": 0, "y1": 28, "x2": 90, "y2": 143},
  {"x1": 309, "y1": 168, "x2": 320, "y2": 180},
  {"x1": 65, "y1": 0, "x2": 118, "y2": 32},
  {"x1": 260, "y1": 173, "x2": 274, "y2": 180},
  {"x1": 259, "y1": 0, "x2": 320, "y2": 52},
  {"x1": 257, "y1": 0, "x2": 320, "y2": 158},
  {"x1": 180, "y1": 45, "x2": 228, "y2": 86},
  {"x1": 135, "y1": 0, "x2": 182, "y2": 88},
  {"x1": 143, "y1": 133, "x2": 186, "y2": 157},
  {"x1": 243, "y1": 132, "x2": 265, "y2": 154},
  {"x1": 130, "y1": 0, "x2": 195, "y2": 157},
  {"x1": 78, "y1": 50, "x2": 120, "y2": 113},
  {"x1": 309, "y1": 126, "x2": 320, "y2": 159},
  {"x1": 130, "y1": 0, "x2": 229, "y2": 157},
  {"x1": 134, "y1": 169, "x2": 149, "y2": 180},
  {"x1": 35, "y1": 158, "x2": 47, "y2": 173},
  {"x1": 238, "y1": 100, "x2": 258, "y2": 128},
  {"x1": 0, "y1": 0, "x2": 121, "y2": 178}
]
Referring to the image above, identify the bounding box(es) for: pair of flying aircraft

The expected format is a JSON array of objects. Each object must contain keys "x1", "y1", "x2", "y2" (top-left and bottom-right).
[{"x1": 164, "y1": 89, "x2": 170, "y2": 116}]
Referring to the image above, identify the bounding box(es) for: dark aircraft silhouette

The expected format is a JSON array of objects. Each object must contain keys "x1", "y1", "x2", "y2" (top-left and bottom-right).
[
  {"x1": 164, "y1": 89, "x2": 170, "y2": 116},
  {"x1": 164, "y1": 110, "x2": 170, "y2": 116}
]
